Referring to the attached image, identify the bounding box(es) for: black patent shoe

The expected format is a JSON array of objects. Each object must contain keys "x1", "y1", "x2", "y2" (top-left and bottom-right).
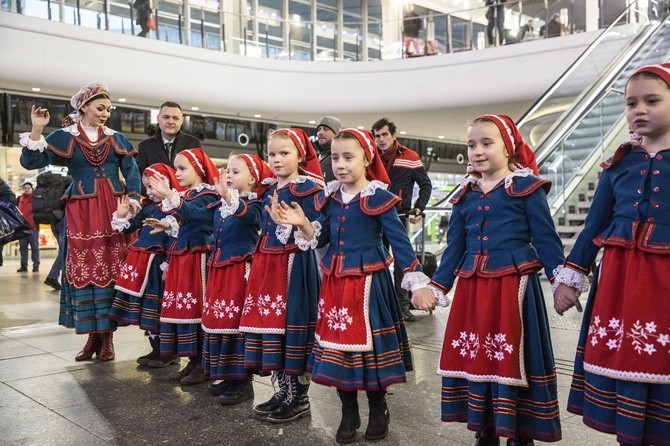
[
  {"x1": 218, "y1": 379, "x2": 254, "y2": 406},
  {"x1": 266, "y1": 398, "x2": 311, "y2": 423},
  {"x1": 475, "y1": 430, "x2": 500, "y2": 446},
  {"x1": 253, "y1": 392, "x2": 285, "y2": 416}
]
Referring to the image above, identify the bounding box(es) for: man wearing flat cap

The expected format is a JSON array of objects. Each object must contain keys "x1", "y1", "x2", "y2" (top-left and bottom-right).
[{"x1": 315, "y1": 116, "x2": 341, "y2": 184}]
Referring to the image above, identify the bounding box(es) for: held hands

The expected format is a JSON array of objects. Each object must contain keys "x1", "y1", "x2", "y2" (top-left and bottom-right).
[
  {"x1": 411, "y1": 287, "x2": 438, "y2": 311},
  {"x1": 143, "y1": 217, "x2": 170, "y2": 234},
  {"x1": 553, "y1": 283, "x2": 583, "y2": 316},
  {"x1": 116, "y1": 195, "x2": 131, "y2": 218},
  {"x1": 213, "y1": 168, "x2": 231, "y2": 203},
  {"x1": 146, "y1": 174, "x2": 172, "y2": 200},
  {"x1": 408, "y1": 208, "x2": 423, "y2": 225}
]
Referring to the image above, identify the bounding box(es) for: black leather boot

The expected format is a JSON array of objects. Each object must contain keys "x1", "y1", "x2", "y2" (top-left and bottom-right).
[
  {"x1": 254, "y1": 371, "x2": 288, "y2": 415},
  {"x1": 365, "y1": 389, "x2": 390, "y2": 441},
  {"x1": 137, "y1": 335, "x2": 160, "y2": 366},
  {"x1": 506, "y1": 437, "x2": 534, "y2": 446},
  {"x1": 336, "y1": 389, "x2": 360, "y2": 444},
  {"x1": 475, "y1": 428, "x2": 500, "y2": 446},
  {"x1": 266, "y1": 374, "x2": 311, "y2": 423},
  {"x1": 218, "y1": 378, "x2": 254, "y2": 406}
]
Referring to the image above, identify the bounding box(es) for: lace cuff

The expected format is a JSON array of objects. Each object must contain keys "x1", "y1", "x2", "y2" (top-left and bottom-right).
[
  {"x1": 428, "y1": 284, "x2": 451, "y2": 307},
  {"x1": 19, "y1": 132, "x2": 47, "y2": 152},
  {"x1": 164, "y1": 215, "x2": 180, "y2": 238},
  {"x1": 401, "y1": 271, "x2": 431, "y2": 292},
  {"x1": 276, "y1": 224, "x2": 293, "y2": 244},
  {"x1": 111, "y1": 211, "x2": 131, "y2": 232},
  {"x1": 219, "y1": 189, "x2": 240, "y2": 219},
  {"x1": 160, "y1": 261, "x2": 169, "y2": 273},
  {"x1": 161, "y1": 190, "x2": 181, "y2": 211},
  {"x1": 294, "y1": 221, "x2": 321, "y2": 251},
  {"x1": 552, "y1": 265, "x2": 590, "y2": 293}
]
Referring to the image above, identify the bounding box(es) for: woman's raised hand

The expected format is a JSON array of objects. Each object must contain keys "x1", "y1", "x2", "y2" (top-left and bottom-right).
[{"x1": 30, "y1": 105, "x2": 50, "y2": 131}]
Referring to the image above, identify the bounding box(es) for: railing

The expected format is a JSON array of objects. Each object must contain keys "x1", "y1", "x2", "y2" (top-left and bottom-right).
[{"x1": 0, "y1": 0, "x2": 646, "y2": 62}]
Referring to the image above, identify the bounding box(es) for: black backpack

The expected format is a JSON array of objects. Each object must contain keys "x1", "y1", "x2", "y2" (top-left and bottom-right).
[{"x1": 32, "y1": 172, "x2": 72, "y2": 225}]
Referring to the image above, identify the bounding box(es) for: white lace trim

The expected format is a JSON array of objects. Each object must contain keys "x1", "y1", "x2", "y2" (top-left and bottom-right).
[
  {"x1": 240, "y1": 191, "x2": 257, "y2": 200},
  {"x1": 552, "y1": 265, "x2": 590, "y2": 293},
  {"x1": 164, "y1": 215, "x2": 180, "y2": 238},
  {"x1": 110, "y1": 211, "x2": 130, "y2": 232},
  {"x1": 360, "y1": 180, "x2": 388, "y2": 197},
  {"x1": 193, "y1": 183, "x2": 215, "y2": 192},
  {"x1": 324, "y1": 180, "x2": 341, "y2": 196},
  {"x1": 428, "y1": 284, "x2": 451, "y2": 307},
  {"x1": 292, "y1": 176, "x2": 308, "y2": 184},
  {"x1": 161, "y1": 189, "x2": 181, "y2": 211},
  {"x1": 401, "y1": 271, "x2": 432, "y2": 292},
  {"x1": 294, "y1": 221, "x2": 321, "y2": 251},
  {"x1": 504, "y1": 167, "x2": 533, "y2": 189},
  {"x1": 219, "y1": 189, "x2": 240, "y2": 219},
  {"x1": 63, "y1": 124, "x2": 115, "y2": 136},
  {"x1": 457, "y1": 175, "x2": 478, "y2": 188},
  {"x1": 275, "y1": 224, "x2": 293, "y2": 244},
  {"x1": 262, "y1": 177, "x2": 278, "y2": 186},
  {"x1": 19, "y1": 133, "x2": 47, "y2": 152}
]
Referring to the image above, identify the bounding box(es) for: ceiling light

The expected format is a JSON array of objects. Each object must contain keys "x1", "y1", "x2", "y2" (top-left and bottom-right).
[
  {"x1": 308, "y1": 120, "x2": 316, "y2": 124},
  {"x1": 254, "y1": 114, "x2": 262, "y2": 118},
  {"x1": 191, "y1": 106, "x2": 199, "y2": 111},
  {"x1": 118, "y1": 98, "x2": 127, "y2": 102},
  {"x1": 399, "y1": 131, "x2": 406, "y2": 135},
  {"x1": 357, "y1": 126, "x2": 365, "y2": 130},
  {"x1": 438, "y1": 135, "x2": 445, "y2": 139},
  {"x1": 31, "y1": 87, "x2": 41, "y2": 92}
]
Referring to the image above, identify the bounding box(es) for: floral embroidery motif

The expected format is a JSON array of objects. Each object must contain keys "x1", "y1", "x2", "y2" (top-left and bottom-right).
[
  {"x1": 161, "y1": 290, "x2": 197, "y2": 310},
  {"x1": 242, "y1": 294, "x2": 254, "y2": 315},
  {"x1": 483, "y1": 333, "x2": 514, "y2": 361},
  {"x1": 325, "y1": 305, "x2": 354, "y2": 331},
  {"x1": 317, "y1": 298, "x2": 325, "y2": 320},
  {"x1": 242, "y1": 294, "x2": 286, "y2": 317},
  {"x1": 589, "y1": 315, "x2": 670, "y2": 356},
  {"x1": 119, "y1": 263, "x2": 139, "y2": 282},
  {"x1": 209, "y1": 299, "x2": 241, "y2": 319},
  {"x1": 451, "y1": 331, "x2": 481, "y2": 359}
]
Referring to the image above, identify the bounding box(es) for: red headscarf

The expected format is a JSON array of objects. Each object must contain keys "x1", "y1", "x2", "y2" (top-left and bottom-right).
[
  {"x1": 177, "y1": 148, "x2": 219, "y2": 185},
  {"x1": 339, "y1": 128, "x2": 391, "y2": 186},
  {"x1": 631, "y1": 63, "x2": 670, "y2": 87},
  {"x1": 475, "y1": 114, "x2": 539, "y2": 176},
  {"x1": 273, "y1": 128, "x2": 324, "y2": 187},
  {"x1": 143, "y1": 163, "x2": 187, "y2": 192},
  {"x1": 235, "y1": 154, "x2": 274, "y2": 197}
]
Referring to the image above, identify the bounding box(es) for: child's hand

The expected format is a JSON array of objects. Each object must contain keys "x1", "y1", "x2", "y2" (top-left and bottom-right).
[
  {"x1": 116, "y1": 195, "x2": 131, "y2": 218},
  {"x1": 214, "y1": 170, "x2": 231, "y2": 203},
  {"x1": 553, "y1": 283, "x2": 583, "y2": 316},
  {"x1": 143, "y1": 217, "x2": 170, "y2": 234},
  {"x1": 147, "y1": 174, "x2": 172, "y2": 199},
  {"x1": 265, "y1": 192, "x2": 306, "y2": 226},
  {"x1": 411, "y1": 287, "x2": 438, "y2": 311}
]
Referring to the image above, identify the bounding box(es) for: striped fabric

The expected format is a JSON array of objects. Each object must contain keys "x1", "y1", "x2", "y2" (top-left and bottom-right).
[
  {"x1": 59, "y1": 283, "x2": 118, "y2": 334},
  {"x1": 202, "y1": 333, "x2": 249, "y2": 380},
  {"x1": 308, "y1": 268, "x2": 412, "y2": 391},
  {"x1": 160, "y1": 322, "x2": 203, "y2": 358},
  {"x1": 392, "y1": 158, "x2": 424, "y2": 170}
]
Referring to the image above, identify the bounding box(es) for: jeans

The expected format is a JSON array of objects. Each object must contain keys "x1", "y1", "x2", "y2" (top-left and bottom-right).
[
  {"x1": 19, "y1": 229, "x2": 40, "y2": 268},
  {"x1": 47, "y1": 220, "x2": 64, "y2": 281}
]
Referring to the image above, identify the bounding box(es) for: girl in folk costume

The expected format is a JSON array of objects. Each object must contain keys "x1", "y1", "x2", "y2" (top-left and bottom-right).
[
  {"x1": 144, "y1": 148, "x2": 220, "y2": 385},
  {"x1": 109, "y1": 163, "x2": 185, "y2": 368},
  {"x1": 202, "y1": 154, "x2": 273, "y2": 406},
  {"x1": 267, "y1": 129, "x2": 436, "y2": 443},
  {"x1": 554, "y1": 64, "x2": 670, "y2": 446},
  {"x1": 239, "y1": 128, "x2": 323, "y2": 423},
  {"x1": 416, "y1": 115, "x2": 565, "y2": 446},
  {"x1": 20, "y1": 83, "x2": 141, "y2": 362}
]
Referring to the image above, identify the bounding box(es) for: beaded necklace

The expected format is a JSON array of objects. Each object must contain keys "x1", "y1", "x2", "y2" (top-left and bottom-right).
[{"x1": 77, "y1": 123, "x2": 111, "y2": 167}]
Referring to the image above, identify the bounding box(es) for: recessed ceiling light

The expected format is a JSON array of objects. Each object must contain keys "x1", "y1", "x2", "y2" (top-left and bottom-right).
[
  {"x1": 191, "y1": 106, "x2": 199, "y2": 111},
  {"x1": 254, "y1": 114, "x2": 262, "y2": 118},
  {"x1": 308, "y1": 120, "x2": 316, "y2": 124},
  {"x1": 31, "y1": 87, "x2": 41, "y2": 92},
  {"x1": 357, "y1": 126, "x2": 365, "y2": 130},
  {"x1": 118, "y1": 98, "x2": 127, "y2": 102},
  {"x1": 399, "y1": 131, "x2": 406, "y2": 135},
  {"x1": 438, "y1": 135, "x2": 445, "y2": 139}
]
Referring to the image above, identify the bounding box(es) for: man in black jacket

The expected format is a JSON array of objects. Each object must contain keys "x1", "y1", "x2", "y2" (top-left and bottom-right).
[
  {"x1": 315, "y1": 115, "x2": 341, "y2": 184},
  {"x1": 136, "y1": 101, "x2": 201, "y2": 177}
]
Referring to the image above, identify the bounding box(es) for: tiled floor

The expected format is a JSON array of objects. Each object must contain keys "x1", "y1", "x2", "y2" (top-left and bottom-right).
[{"x1": 0, "y1": 258, "x2": 618, "y2": 445}]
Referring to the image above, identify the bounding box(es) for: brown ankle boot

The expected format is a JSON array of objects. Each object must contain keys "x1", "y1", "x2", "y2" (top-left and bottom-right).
[
  {"x1": 75, "y1": 333, "x2": 102, "y2": 361},
  {"x1": 99, "y1": 331, "x2": 115, "y2": 361}
]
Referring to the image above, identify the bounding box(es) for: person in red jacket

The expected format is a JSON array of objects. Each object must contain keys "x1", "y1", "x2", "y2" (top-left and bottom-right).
[{"x1": 16, "y1": 182, "x2": 40, "y2": 272}]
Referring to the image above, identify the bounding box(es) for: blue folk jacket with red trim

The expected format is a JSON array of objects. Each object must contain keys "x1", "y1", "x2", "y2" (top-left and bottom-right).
[
  {"x1": 314, "y1": 184, "x2": 422, "y2": 277},
  {"x1": 209, "y1": 195, "x2": 262, "y2": 267},
  {"x1": 565, "y1": 143, "x2": 670, "y2": 274},
  {"x1": 163, "y1": 186, "x2": 220, "y2": 255},
  {"x1": 123, "y1": 202, "x2": 170, "y2": 254},
  {"x1": 431, "y1": 174, "x2": 564, "y2": 292}
]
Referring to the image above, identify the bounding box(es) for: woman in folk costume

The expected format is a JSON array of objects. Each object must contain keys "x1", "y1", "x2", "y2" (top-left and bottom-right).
[
  {"x1": 202, "y1": 154, "x2": 273, "y2": 406},
  {"x1": 267, "y1": 129, "x2": 436, "y2": 443},
  {"x1": 416, "y1": 115, "x2": 564, "y2": 446},
  {"x1": 20, "y1": 83, "x2": 141, "y2": 362},
  {"x1": 144, "y1": 148, "x2": 220, "y2": 385},
  {"x1": 109, "y1": 163, "x2": 185, "y2": 368},
  {"x1": 239, "y1": 128, "x2": 323, "y2": 423},
  {"x1": 554, "y1": 63, "x2": 670, "y2": 446}
]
